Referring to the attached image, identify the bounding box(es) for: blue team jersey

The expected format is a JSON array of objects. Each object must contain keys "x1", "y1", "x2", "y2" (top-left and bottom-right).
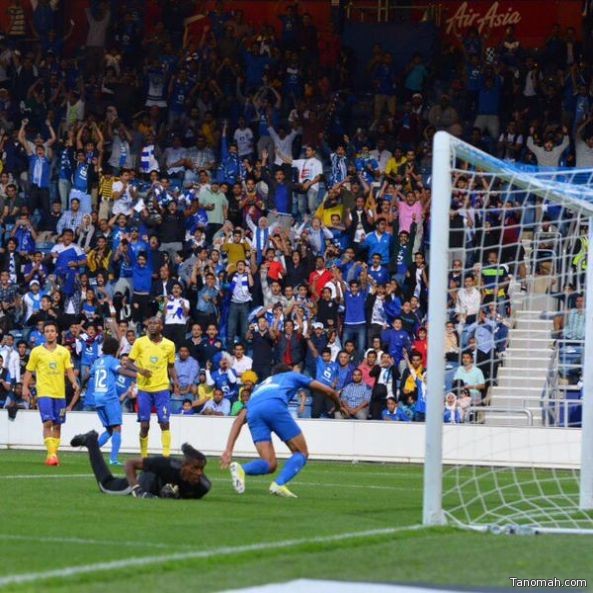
[
  {"x1": 170, "y1": 80, "x2": 192, "y2": 112},
  {"x1": 415, "y1": 377, "x2": 427, "y2": 414},
  {"x1": 315, "y1": 358, "x2": 339, "y2": 388},
  {"x1": 53, "y1": 243, "x2": 86, "y2": 276},
  {"x1": 84, "y1": 375, "x2": 96, "y2": 407},
  {"x1": 91, "y1": 355, "x2": 122, "y2": 406},
  {"x1": 73, "y1": 162, "x2": 91, "y2": 192},
  {"x1": 248, "y1": 372, "x2": 313, "y2": 407},
  {"x1": 115, "y1": 373, "x2": 133, "y2": 398},
  {"x1": 59, "y1": 147, "x2": 73, "y2": 180},
  {"x1": 80, "y1": 336, "x2": 102, "y2": 367}
]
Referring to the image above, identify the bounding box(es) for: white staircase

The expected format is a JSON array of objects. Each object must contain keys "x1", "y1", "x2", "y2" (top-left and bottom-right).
[{"x1": 487, "y1": 310, "x2": 555, "y2": 426}]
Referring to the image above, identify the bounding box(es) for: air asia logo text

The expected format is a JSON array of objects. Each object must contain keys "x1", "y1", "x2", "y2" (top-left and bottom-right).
[{"x1": 445, "y1": 1, "x2": 522, "y2": 36}]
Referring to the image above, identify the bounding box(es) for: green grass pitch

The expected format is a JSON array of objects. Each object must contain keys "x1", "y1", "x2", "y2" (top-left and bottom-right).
[{"x1": 0, "y1": 449, "x2": 592, "y2": 593}]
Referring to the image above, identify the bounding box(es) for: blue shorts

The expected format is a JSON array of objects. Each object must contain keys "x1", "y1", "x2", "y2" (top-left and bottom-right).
[
  {"x1": 96, "y1": 400, "x2": 123, "y2": 428},
  {"x1": 137, "y1": 390, "x2": 170, "y2": 423},
  {"x1": 38, "y1": 397, "x2": 67, "y2": 424},
  {"x1": 247, "y1": 399, "x2": 302, "y2": 444}
]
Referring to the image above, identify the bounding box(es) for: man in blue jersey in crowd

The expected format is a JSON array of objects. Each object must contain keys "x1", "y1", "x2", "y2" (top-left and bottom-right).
[
  {"x1": 116, "y1": 353, "x2": 136, "y2": 412},
  {"x1": 87, "y1": 336, "x2": 141, "y2": 465},
  {"x1": 78, "y1": 324, "x2": 103, "y2": 388},
  {"x1": 305, "y1": 333, "x2": 339, "y2": 418},
  {"x1": 70, "y1": 149, "x2": 97, "y2": 214},
  {"x1": 221, "y1": 363, "x2": 342, "y2": 498},
  {"x1": 50, "y1": 229, "x2": 87, "y2": 297}
]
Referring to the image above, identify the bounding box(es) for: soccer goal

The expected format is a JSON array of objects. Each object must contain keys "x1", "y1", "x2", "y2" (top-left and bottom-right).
[{"x1": 423, "y1": 131, "x2": 593, "y2": 535}]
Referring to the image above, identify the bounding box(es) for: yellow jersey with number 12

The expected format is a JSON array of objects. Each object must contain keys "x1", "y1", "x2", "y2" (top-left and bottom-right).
[
  {"x1": 26, "y1": 344, "x2": 73, "y2": 399},
  {"x1": 129, "y1": 336, "x2": 176, "y2": 393}
]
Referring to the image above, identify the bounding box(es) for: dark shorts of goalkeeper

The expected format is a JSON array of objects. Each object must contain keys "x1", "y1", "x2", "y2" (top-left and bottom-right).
[{"x1": 84, "y1": 434, "x2": 211, "y2": 499}]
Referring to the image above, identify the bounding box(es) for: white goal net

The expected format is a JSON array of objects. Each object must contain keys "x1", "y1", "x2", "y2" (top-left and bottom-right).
[{"x1": 423, "y1": 132, "x2": 593, "y2": 534}]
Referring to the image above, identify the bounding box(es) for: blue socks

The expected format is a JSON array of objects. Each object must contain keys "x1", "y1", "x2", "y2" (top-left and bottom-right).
[
  {"x1": 98, "y1": 431, "x2": 111, "y2": 447},
  {"x1": 243, "y1": 459, "x2": 271, "y2": 475},
  {"x1": 110, "y1": 432, "x2": 122, "y2": 463},
  {"x1": 276, "y1": 453, "x2": 307, "y2": 486}
]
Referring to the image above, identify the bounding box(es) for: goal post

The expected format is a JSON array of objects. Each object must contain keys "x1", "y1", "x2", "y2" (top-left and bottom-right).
[
  {"x1": 423, "y1": 131, "x2": 593, "y2": 533},
  {"x1": 423, "y1": 131, "x2": 451, "y2": 526},
  {"x1": 579, "y1": 219, "x2": 593, "y2": 511}
]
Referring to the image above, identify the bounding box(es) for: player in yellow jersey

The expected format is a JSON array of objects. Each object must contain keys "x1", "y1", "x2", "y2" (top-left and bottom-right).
[
  {"x1": 22, "y1": 321, "x2": 81, "y2": 466},
  {"x1": 126, "y1": 317, "x2": 179, "y2": 458}
]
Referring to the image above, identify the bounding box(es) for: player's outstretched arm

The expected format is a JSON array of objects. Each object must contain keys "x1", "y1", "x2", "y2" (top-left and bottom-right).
[
  {"x1": 220, "y1": 409, "x2": 247, "y2": 469},
  {"x1": 118, "y1": 368, "x2": 138, "y2": 379},
  {"x1": 124, "y1": 358, "x2": 151, "y2": 378},
  {"x1": 309, "y1": 380, "x2": 342, "y2": 412}
]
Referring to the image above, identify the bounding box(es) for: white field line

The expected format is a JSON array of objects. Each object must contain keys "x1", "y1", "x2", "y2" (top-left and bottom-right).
[
  {"x1": 4, "y1": 474, "x2": 91, "y2": 480},
  {"x1": 3, "y1": 473, "x2": 421, "y2": 492},
  {"x1": 0, "y1": 525, "x2": 425, "y2": 589},
  {"x1": 0, "y1": 534, "x2": 193, "y2": 550}
]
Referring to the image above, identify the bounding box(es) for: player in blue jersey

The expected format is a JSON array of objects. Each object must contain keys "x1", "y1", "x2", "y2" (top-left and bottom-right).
[
  {"x1": 221, "y1": 363, "x2": 342, "y2": 498},
  {"x1": 88, "y1": 337, "x2": 142, "y2": 465}
]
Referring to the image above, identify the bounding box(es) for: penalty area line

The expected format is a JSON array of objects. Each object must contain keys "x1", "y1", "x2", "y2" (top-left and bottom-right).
[{"x1": 0, "y1": 525, "x2": 425, "y2": 589}]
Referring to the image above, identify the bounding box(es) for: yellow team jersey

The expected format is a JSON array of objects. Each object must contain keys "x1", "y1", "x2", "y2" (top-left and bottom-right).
[
  {"x1": 26, "y1": 344, "x2": 73, "y2": 399},
  {"x1": 197, "y1": 383, "x2": 214, "y2": 402},
  {"x1": 129, "y1": 336, "x2": 176, "y2": 393}
]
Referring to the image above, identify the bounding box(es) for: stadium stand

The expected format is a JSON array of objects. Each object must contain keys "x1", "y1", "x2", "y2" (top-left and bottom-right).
[{"x1": 0, "y1": 0, "x2": 588, "y2": 426}]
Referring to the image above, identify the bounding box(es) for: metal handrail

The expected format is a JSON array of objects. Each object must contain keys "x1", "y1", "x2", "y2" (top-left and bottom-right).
[{"x1": 466, "y1": 406, "x2": 533, "y2": 426}]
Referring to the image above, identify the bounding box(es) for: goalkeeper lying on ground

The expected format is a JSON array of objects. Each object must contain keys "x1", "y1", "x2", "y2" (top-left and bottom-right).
[{"x1": 70, "y1": 431, "x2": 211, "y2": 499}]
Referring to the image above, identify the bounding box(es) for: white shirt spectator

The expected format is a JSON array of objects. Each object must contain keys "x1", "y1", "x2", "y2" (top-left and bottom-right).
[
  {"x1": 370, "y1": 148, "x2": 393, "y2": 172},
  {"x1": 119, "y1": 336, "x2": 133, "y2": 355},
  {"x1": 233, "y1": 126, "x2": 254, "y2": 157},
  {"x1": 268, "y1": 127, "x2": 299, "y2": 166},
  {"x1": 164, "y1": 296, "x2": 190, "y2": 326},
  {"x1": 455, "y1": 287, "x2": 481, "y2": 318},
  {"x1": 292, "y1": 157, "x2": 323, "y2": 189},
  {"x1": 201, "y1": 397, "x2": 231, "y2": 416},
  {"x1": 230, "y1": 272, "x2": 252, "y2": 304},
  {"x1": 163, "y1": 146, "x2": 187, "y2": 176},
  {"x1": 0, "y1": 346, "x2": 20, "y2": 383},
  {"x1": 232, "y1": 355, "x2": 253, "y2": 378},
  {"x1": 111, "y1": 180, "x2": 134, "y2": 216}
]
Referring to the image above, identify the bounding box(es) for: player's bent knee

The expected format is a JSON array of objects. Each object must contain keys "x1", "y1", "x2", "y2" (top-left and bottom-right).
[{"x1": 294, "y1": 452, "x2": 308, "y2": 465}]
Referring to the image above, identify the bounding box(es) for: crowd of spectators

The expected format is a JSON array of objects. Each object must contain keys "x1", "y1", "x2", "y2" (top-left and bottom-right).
[{"x1": 0, "y1": 0, "x2": 589, "y2": 423}]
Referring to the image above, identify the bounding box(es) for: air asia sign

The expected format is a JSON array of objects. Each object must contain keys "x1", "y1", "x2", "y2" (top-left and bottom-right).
[
  {"x1": 442, "y1": 1, "x2": 582, "y2": 46},
  {"x1": 445, "y1": 1, "x2": 521, "y2": 36}
]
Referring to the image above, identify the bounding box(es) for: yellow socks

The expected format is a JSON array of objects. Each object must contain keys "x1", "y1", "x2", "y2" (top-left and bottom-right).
[
  {"x1": 141, "y1": 433, "x2": 171, "y2": 457},
  {"x1": 140, "y1": 436, "x2": 149, "y2": 458},
  {"x1": 161, "y1": 430, "x2": 171, "y2": 457},
  {"x1": 44, "y1": 437, "x2": 55, "y2": 458},
  {"x1": 44, "y1": 437, "x2": 60, "y2": 461}
]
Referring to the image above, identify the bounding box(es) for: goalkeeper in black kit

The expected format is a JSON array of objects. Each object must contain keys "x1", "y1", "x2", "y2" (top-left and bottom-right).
[{"x1": 70, "y1": 431, "x2": 211, "y2": 499}]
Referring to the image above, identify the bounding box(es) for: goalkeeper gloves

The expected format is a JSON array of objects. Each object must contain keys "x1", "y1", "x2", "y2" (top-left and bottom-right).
[
  {"x1": 131, "y1": 485, "x2": 158, "y2": 499},
  {"x1": 160, "y1": 483, "x2": 180, "y2": 499}
]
